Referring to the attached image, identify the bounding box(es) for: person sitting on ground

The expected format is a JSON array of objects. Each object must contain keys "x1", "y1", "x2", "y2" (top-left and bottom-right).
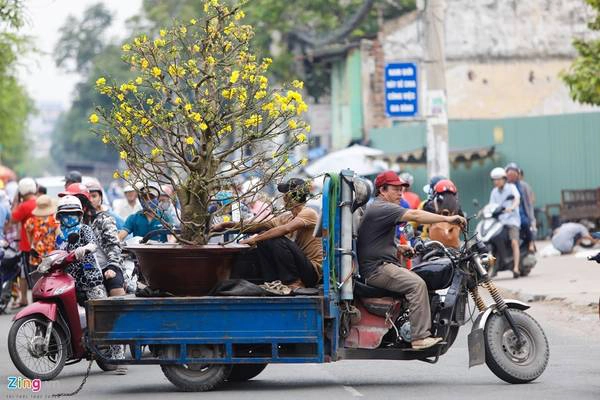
[
  {"x1": 118, "y1": 183, "x2": 173, "y2": 243},
  {"x1": 551, "y1": 222, "x2": 598, "y2": 255},
  {"x1": 357, "y1": 171, "x2": 466, "y2": 350},
  {"x1": 213, "y1": 178, "x2": 322, "y2": 290}
]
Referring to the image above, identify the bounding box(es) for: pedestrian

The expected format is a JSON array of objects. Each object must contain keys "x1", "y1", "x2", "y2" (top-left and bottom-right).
[
  {"x1": 112, "y1": 185, "x2": 141, "y2": 221},
  {"x1": 399, "y1": 172, "x2": 421, "y2": 209},
  {"x1": 505, "y1": 163, "x2": 535, "y2": 251},
  {"x1": 10, "y1": 178, "x2": 38, "y2": 307},
  {"x1": 24, "y1": 195, "x2": 59, "y2": 268}
]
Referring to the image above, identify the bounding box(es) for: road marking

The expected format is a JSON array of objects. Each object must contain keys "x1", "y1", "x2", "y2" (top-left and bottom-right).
[{"x1": 343, "y1": 385, "x2": 363, "y2": 397}]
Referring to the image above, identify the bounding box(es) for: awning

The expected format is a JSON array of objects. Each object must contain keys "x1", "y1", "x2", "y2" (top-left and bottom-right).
[{"x1": 368, "y1": 145, "x2": 496, "y2": 168}]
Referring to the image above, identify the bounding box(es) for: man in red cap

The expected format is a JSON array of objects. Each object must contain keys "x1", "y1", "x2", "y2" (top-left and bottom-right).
[{"x1": 357, "y1": 171, "x2": 466, "y2": 350}]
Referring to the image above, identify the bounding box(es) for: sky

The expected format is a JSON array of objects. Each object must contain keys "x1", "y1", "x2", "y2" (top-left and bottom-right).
[{"x1": 19, "y1": 0, "x2": 142, "y2": 109}]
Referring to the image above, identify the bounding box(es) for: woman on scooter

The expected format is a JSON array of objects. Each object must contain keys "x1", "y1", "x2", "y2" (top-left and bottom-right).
[{"x1": 54, "y1": 195, "x2": 106, "y2": 302}]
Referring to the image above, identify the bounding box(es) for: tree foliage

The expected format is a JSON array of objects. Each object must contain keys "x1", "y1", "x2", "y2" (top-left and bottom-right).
[
  {"x1": 91, "y1": 1, "x2": 310, "y2": 245},
  {"x1": 0, "y1": 0, "x2": 33, "y2": 170},
  {"x1": 562, "y1": 0, "x2": 600, "y2": 105}
]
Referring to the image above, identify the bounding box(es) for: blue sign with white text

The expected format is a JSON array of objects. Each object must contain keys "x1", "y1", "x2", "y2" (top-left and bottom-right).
[{"x1": 384, "y1": 62, "x2": 418, "y2": 118}]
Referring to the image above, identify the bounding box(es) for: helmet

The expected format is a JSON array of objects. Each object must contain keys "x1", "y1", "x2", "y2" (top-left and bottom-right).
[
  {"x1": 85, "y1": 181, "x2": 103, "y2": 194},
  {"x1": 56, "y1": 195, "x2": 83, "y2": 215},
  {"x1": 399, "y1": 172, "x2": 414, "y2": 187},
  {"x1": 433, "y1": 179, "x2": 457, "y2": 194},
  {"x1": 59, "y1": 182, "x2": 91, "y2": 200},
  {"x1": 64, "y1": 170, "x2": 82, "y2": 185},
  {"x1": 490, "y1": 167, "x2": 507, "y2": 180},
  {"x1": 137, "y1": 182, "x2": 160, "y2": 198},
  {"x1": 351, "y1": 177, "x2": 373, "y2": 212},
  {"x1": 504, "y1": 162, "x2": 520, "y2": 173},
  {"x1": 423, "y1": 175, "x2": 446, "y2": 195},
  {"x1": 18, "y1": 178, "x2": 36, "y2": 196}
]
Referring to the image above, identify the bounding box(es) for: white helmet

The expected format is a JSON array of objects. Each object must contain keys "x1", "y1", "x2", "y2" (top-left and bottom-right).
[
  {"x1": 18, "y1": 177, "x2": 36, "y2": 196},
  {"x1": 490, "y1": 167, "x2": 507, "y2": 180},
  {"x1": 56, "y1": 195, "x2": 83, "y2": 215}
]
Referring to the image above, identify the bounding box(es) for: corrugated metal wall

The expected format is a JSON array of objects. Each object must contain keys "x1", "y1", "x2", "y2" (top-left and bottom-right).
[{"x1": 369, "y1": 112, "x2": 600, "y2": 229}]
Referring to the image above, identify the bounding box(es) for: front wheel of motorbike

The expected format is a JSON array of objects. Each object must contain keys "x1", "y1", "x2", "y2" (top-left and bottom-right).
[
  {"x1": 484, "y1": 309, "x2": 549, "y2": 383},
  {"x1": 8, "y1": 315, "x2": 68, "y2": 380},
  {"x1": 159, "y1": 345, "x2": 231, "y2": 392}
]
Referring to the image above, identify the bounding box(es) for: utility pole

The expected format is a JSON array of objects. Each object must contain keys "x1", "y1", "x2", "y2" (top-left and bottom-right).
[{"x1": 424, "y1": 0, "x2": 449, "y2": 179}]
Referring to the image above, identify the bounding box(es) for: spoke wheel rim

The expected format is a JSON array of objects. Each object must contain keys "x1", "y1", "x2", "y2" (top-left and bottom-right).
[{"x1": 15, "y1": 319, "x2": 63, "y2": 375}]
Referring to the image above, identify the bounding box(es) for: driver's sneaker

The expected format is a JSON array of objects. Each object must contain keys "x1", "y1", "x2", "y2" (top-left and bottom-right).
[{"x1": 412, "y1": 336, "x2": 442, "y2": 350}]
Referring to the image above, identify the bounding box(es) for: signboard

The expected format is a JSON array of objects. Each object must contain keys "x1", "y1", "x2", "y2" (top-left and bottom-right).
[{"x1": 384, "y1": 62, "x2": 419, "y2": 118}]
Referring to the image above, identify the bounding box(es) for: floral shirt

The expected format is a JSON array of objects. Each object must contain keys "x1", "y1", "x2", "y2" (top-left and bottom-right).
[{"x1": 24, "y1": 215, "x2": 59, "y2": 266}]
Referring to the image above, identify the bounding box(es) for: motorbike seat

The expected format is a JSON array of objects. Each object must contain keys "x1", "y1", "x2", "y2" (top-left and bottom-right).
[{"x1": 354, "y1": 279, "x2": 401, "y2": 299}]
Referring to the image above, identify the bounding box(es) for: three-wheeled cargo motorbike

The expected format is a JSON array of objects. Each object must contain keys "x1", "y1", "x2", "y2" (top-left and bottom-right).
[{"x1": 7, "y1": 170, "x2": 549, "y2": 391}]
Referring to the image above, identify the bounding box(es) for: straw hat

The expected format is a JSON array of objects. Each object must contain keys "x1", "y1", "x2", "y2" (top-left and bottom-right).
[{"x1": 32, "y1": 195, "x2": 57, "y2": 217}]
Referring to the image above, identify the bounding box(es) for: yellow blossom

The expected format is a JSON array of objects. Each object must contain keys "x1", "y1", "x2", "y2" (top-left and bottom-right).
[
  {"x1": 199, "y1": 122, "x2": 208, "y2": 131},
  {"x1": 123, "y1": 170, "x2": 131, "y2": 179},
  {"x1": 190, "y1": 18, "x2": 197, "y2": 25},
  {"x1": 184, "y1": 103, "x2": 192, "y2": 112},
  {"x1": 174, "y1": 97, "x2": 182, "y2": 105},
  {"x1": 140, "y1": 59, "x2": 149, "y2": 69},
  {"x1": 305, "y1": 124, "x2": 311, "y2": 133},
  {"x1": 254, "y1": 90, "x2": 267, "y2": 100},
  {"x1": 300, "y1": 158, "x2": 308, "y2": 166},
  {"x1": 288, "y1": 120, "x2": 298, "y2": 129},
  {"x1": 159, "y1": 29, "x2": 167, "y2": 37},
  {"x1": 192, "y1": 44, "x2": 200, "y2": 53},
  {"x1": 146, "y1": 98, "x2": 154, "y2": 105},
  {"x1": 113, "y1": 171, "x2": 120, "y2": 179},
  {"x1": 244, "y1": 114, "x2": 262, "y2": 128},
  {"x1": 119, "y1": 151, "x2": 127, "y2": 160},
  {"x1": 190, "y1": 112, "x2": 202, "y2": 122},
  {"x1": 89, "y1": 113, "x2": 99, "y2": 124},
  {"x1": 122, "y1": 43, "x2": 131, "y2": 52},
  {"x1": 152, "y1": 67, "x2": 162, "y2": 77},
  {"x1": 230, "y1": 70, "x2": 240, "y2": 83},
  {"x1": 234, "y1": 10, "x2": 245, "y2": 20},
  {"x1": 206, "y1": 56, "x2": 215, "y2": 65},
  {"x1": 180, "y1": 26, "x2": 187, "y2": 35},
  {"x1": 258, "y1": 75, "x2": 268, "y2": 89},
  {"x1": 296, "y1": 133, "x2": 307, "y2": 143},
  {"x1": 151, "y1": 147, "x2": 162, "y2": 157},
  {"x1": 135, "y1": 76, "x2": 143, "y2": 85},
  {"x1": 117, "y1": 93, "x2": 124, "y2": 101},
  {"x1": 185, "y1": 136, "x2": 195, "y2": 145},
  {"x1": 154, "y1": 38, "x2": 166, "y2": 47},
  {"x1": 95, "y1": 77, "x2": 106, "y2": 87},
  {"x1": 292, "y1": 80, "x2": 304, "y2": 89},
  {"x1": 101, "y1": 135, "x2": 109, "y2": 144},
  {"x1": 222, "y1": 215, "x2": 231, "y2": 223}
]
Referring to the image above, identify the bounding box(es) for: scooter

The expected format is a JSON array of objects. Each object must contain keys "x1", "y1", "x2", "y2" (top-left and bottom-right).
[
  {"x1": 475, "y1": 201, "x2": 536, "y2": 277},
  {"x1": 7, "y1": 236, "x2": 116, "y2": 381},
  {"x1": 0, "y1": 239, "x2": 21, "y2": 313}
]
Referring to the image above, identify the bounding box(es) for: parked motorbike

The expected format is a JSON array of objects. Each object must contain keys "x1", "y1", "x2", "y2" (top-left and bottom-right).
[
  {"x1": 0, "y1": 239, "x2": 21, "y2": 313},
  {"x1": 347, "y1": 225, "x2": 549, "y2": 384},
  {"x1": 475, "y1": 201, "x2": 536, "y2": 277},
  {"x1": 7, "y1": 235, "x2": 116, "y2": 380}
]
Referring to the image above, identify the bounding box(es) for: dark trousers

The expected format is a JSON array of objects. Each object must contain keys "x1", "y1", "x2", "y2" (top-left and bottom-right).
[{"x1": 232, "y1": 237, "x2": 318, "y2": 287}]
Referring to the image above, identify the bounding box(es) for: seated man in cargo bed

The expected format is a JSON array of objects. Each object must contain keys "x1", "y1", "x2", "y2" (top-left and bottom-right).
[{"x1": 213, "y1": 178, "x2": 321, "y2": 289}]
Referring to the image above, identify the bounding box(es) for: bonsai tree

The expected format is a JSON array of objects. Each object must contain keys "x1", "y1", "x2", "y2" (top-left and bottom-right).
[{"x1": 89, "y1": 0, "x2": 311, "y2": 245}]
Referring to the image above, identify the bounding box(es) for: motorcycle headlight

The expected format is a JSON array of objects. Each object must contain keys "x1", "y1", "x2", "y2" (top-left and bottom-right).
[{"x1": 480, "y1": 253, "x2": 496, "y2": 267}]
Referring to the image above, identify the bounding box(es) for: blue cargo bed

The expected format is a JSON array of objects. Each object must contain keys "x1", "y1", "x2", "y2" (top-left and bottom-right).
[{"x1": 86, "y1": 295, "x2": 326, "y2": 364}]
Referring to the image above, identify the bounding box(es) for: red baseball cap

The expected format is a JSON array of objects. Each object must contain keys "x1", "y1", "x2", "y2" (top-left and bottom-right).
[{"x1": 374, "y1": 171, "x2": 408, "y2": 188}]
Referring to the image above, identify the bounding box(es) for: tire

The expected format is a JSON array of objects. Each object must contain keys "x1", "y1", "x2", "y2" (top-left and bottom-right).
[
  {"x1": 95, "y1": 345, "x2": 118, "y2": 371},
  {"x1": 159, "y1": 345, "x2": 231, "y2": 392},
  {"x1": 8, "y1": 315, "x2": 68, "y2": 380},
  {"x1": 227, "y1": 364, "x2": 267, "y2": 382},
  {"x1": 484, "y1": 309, "x2": 549, "y2": 384}
]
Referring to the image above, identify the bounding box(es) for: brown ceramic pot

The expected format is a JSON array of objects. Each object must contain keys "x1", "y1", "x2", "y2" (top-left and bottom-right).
[{"x1": 126, "y1": 243, "x2": 250, "y2": 296}]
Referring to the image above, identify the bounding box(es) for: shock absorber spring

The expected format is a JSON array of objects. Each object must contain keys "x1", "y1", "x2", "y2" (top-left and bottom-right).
[
  {"x1": 469, "y1": 287, "x2": 487, "y2": 311},
  {"x1": 482, "y1": 280, "x2": 507, "y2": 312}
]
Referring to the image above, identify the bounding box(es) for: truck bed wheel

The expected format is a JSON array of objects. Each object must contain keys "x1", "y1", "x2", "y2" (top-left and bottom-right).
[{"x1": 228, "y1": 364, "x2": 267, "y2": 382}]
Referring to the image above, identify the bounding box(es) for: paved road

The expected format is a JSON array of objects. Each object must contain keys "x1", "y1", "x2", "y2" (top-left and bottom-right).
[{"x1": 0, "y1": 300, "x2": 598, "y2": 400}]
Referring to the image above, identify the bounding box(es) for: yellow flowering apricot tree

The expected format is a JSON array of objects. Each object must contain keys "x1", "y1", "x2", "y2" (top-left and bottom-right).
[{"x1": 89, "y1": 0, "x2": 310, "y2": 245}]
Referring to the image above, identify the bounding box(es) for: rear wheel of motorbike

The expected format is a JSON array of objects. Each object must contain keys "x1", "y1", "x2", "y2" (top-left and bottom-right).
[
  {"x1": 227, "y1": 364, "x2": 268, "y2": 382},
  {"x1": 159, "y1": 345, "x2": 231, "y2": 392},
  {"x1": 484, "y1": 309, "x2": 549, "y2": 383},
  {"x1": 8, "y1": 315, "x2": 68, "y2": 380},
  {"x1": 95, "y1": 346, "x2": 118, "y2": 371}
]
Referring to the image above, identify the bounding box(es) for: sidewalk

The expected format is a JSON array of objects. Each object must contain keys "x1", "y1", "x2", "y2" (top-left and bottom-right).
[{"x1": 493, "y1": 241, "x2": 600, "y2": 308}]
